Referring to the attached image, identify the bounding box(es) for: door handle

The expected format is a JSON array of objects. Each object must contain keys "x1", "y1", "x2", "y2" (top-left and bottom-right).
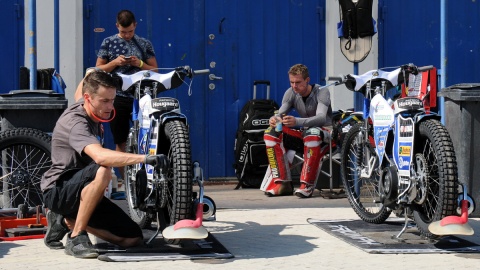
[{"x1": 209, "y1": 74, "x2": 223, "y2": 80}]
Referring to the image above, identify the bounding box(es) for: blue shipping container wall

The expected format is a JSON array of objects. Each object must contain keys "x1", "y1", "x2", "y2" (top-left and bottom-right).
[
  {"x1": 378, "y1": 0, "x2": 480, "y2": 86},
  {"x1": 0, "y1": 0, "x2": 24, "y2": 93},
  {"x1": 1, "y1": 1, "x2": 478, "y2": 179},
  {"x1": 83, "y1": 0, "x2": 327, "y2": 179}
]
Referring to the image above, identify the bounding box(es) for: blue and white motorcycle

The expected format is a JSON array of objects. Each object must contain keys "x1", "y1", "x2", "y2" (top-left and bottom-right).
[
  {"x1": 339, "y1": 64, "x2": 475, "y2": 239},
  {"x1": 116, "y1": 66, "x2": 216, "y2": 244}
]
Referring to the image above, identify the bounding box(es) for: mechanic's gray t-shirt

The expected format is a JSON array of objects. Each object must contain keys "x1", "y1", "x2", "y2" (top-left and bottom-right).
[
  {"x1": 278, "y1": 84, "x2": 332, "y2": 128},
  {"x1": 41, "y1": 100, "x2": 102, "y2": 191}
]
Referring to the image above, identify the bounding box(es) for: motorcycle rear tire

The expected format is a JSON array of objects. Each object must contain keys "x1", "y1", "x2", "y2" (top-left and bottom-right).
[{"x1": 0, "y1": 128, "x2": 51, "y2": 209}]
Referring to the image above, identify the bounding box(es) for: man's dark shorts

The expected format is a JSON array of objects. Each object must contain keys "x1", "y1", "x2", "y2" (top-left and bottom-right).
[{"x1": 43, "y1": 163, "x2": 142, "y2": 238}]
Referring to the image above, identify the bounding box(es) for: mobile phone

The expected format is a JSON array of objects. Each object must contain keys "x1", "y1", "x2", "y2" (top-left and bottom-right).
[{"x1": 124, "y1": 56, "x2": 132, "y2": 59}]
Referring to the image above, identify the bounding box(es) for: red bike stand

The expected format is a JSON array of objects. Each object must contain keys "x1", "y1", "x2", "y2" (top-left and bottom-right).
[
  {"x1": 0, "y1": 206, "x2": 47, "y2": 241},
  {"x1": 162, "y1": 203, "x2": 208, "y2": 240},
  {"x1": 428, "y1": 199, "x2": 474, "y2": 236}
]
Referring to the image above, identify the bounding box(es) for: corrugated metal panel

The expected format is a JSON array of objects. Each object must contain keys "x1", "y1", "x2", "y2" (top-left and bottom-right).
[
  {"x1": 0, "y1": 0, "x2": 24, "y2": 93},
  {"x1": 83, "y1": 0, "x2": 326, "y2": 179},
  {"x1": 378, "y1": 0, "x2": 480, "y2": 86}
]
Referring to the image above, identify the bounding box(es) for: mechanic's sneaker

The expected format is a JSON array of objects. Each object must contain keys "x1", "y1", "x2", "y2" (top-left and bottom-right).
[
  {"x1": 64, "y1": 231, "x2": 99, "y2": 259},
  {"x1": 44, "y1": 210, "x2": 69, "y2": 249},
  {"x1": 264, "y1": 181, "x2": 293, "y2": 196},
  {"x1": 294, "y1": 182, "x2": 315, "y2": 198}
]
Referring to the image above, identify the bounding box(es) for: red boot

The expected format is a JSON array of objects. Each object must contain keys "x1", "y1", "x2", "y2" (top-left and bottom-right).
[
  {"x1": 294, "y1": 128, "x2": 324, "y2": 198},
  {"x1": 264, "y1": 130, "x2": 293, "y2": 196}
]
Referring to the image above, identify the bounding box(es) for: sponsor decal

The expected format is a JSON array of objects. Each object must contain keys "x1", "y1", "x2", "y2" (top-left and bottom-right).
[
  {"x1": 375, "y1": 104, "x2": 385, "y2": 111},
  {"x1": 399, "y1": 146, "x2": 411, "y2": 156},
  {"x1": 377, "y1": 140, "x2": 385, "y2": 150},
  {"x1": 151, "y1": 98, "x2": 179, "y2": 110},
  {"x1": 397, "y1": 98, "x2": 423, "y2": 108},
  {"x1": 328, "y1": 224, "x2": 381, "y2": 245},
  {"x1": 400, "y1": 125, "x2": 413, "y2": 133},
  {"x1": 267, "y1": 148, "x2": 280, "y2": 178},
  {"x1": 252, "y1": 119, "x2": 270, "y2": 126},
  {"x1": 239, "y1": 144, "x2": 248, "y2": 163},
  {"x1": 375, "y1": 115, "x2": 392, "y2": 121},
  {"x1": 398, "y1": 157, "x2": 410, "y2": 168}
]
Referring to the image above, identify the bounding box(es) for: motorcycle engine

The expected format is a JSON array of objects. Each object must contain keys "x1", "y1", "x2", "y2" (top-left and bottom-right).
[{"x1": 380, "y1": 166, "x2": 399, "y2": 208}]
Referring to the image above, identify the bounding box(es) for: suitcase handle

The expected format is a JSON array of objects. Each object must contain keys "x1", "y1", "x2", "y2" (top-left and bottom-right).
[
  {"x1": 253, "y1": 80, "x2": 270, "y2": 86},
  {"x1": 253, "y1": 80, "x2": 271, "y2": 100}
]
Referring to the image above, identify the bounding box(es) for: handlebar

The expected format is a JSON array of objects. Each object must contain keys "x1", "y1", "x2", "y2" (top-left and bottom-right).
[
  {"x1": 192, "y1": 69, "x2": 210, "y2": 76},
  {"x1": 400, "y1": 63, "x2": 434, "y2": 75},
  {"x1": 174, "y1": 66, "x2": 210, "y2": 78},
  {"x1": 116, "y1": 65, "x2": 210, "y2": 95}
]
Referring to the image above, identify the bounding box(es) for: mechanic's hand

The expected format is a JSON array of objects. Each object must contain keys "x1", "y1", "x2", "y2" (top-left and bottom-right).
[{"x1": 144, "y1": 154, "x2": 168, "y2": 170}]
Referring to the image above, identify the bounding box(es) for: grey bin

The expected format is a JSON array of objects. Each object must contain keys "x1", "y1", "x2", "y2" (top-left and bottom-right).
[
  {"x1": 0, "y1": 90, "x2": 68, "y2": 133},
  {"x1": 438, "y1": 83, "x2": 480, "y2": 217}
]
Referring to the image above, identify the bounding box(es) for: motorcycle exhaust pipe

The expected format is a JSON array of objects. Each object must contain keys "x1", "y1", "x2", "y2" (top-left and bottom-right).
[{"x1": 200, "y1": 196, "x2": 216, "y2": 221}]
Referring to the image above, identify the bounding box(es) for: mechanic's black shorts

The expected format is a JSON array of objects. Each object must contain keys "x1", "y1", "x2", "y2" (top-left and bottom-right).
[
  {"x1": 109, "y1": 95, "x2": 133, "y2": 145},
  {"x1": 43, "y1": 163, "x2": 142, "y2": 238}
]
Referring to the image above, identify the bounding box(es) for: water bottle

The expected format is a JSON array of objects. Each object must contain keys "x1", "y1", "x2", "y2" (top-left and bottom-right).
[
  {"x1": 274, "y1": 110, "x2": 283, "y2": 132},
  {"x1": 111, "y1": 168, "x2": 118, "y2": 194},
  {"x1": 138, "y1": 95, "x2": 152, "y2": 154},
  {"x1": 139, "y1": 95, "x2": 152, "y2": 130}
]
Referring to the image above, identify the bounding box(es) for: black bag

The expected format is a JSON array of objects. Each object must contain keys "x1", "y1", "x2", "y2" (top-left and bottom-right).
[
  {"x1": 234, "y1": 80, "x2": 279, "y2": 189},
  {"x1": 331, "y1": 109, "x2": 363, "y2": 149}
]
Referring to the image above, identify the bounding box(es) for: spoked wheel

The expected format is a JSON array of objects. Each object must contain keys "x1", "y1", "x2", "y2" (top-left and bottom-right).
[
  {"x1": 159, "y1": 120, "x2": 193, "y2": 244},
  {"x1": 340, "y1": 122, "x2": 392, "y2": 223},
  {"x1": 412, "y1": 119, "x2": 458, "y2": 238},
  {"x1": 0, "y1": 128, "x2": 51, "y2": 209},
  {"x1": 124, "y1": 128, "x2": 153, "y2": 229}
]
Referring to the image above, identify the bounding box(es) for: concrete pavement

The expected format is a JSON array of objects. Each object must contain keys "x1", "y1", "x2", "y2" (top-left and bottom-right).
[{"x1": 1, "y1": 183, "x2": 480, "y2": 270}]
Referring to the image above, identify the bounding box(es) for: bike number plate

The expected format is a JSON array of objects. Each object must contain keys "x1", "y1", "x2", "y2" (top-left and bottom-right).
[
  {"x1": 145, "y1": 118, "x2": 160, "y2": 180},
  {"x1": 394, "y1": 116, "x2": 415, "y2": 176},
  {"x1": 371, "y1": 94, "x2": 394, "y2": 165}
]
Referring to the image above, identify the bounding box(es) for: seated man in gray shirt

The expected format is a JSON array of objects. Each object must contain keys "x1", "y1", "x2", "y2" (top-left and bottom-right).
[{"x1": 264, "y1": 64, "x2": 332, "y2": 198}]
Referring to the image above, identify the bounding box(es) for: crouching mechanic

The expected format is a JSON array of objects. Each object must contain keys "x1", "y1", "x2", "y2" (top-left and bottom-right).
[
  {"x1": 41, "y1": 70, "x2": 165, "y2": 259},
  {"x1": 264, "y1": 64, "x2": 332, "y2": 198}
]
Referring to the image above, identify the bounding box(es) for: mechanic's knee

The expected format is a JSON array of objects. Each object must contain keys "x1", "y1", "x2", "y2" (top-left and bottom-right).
[{"x1": 95, "y1": 166, "x2": 113, "y2": 186}]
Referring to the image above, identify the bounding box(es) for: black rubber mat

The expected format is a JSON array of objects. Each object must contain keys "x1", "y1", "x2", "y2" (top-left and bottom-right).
[
  {"x1": 97, "y1": 232, "x2": 233, "y2": 262},
  {"x1": 307, "y1": 218, "x2": 480, "y2": 254}
]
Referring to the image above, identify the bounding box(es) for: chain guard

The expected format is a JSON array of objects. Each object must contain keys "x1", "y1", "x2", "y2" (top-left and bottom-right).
[
  {"x1": 134, "y1": 168, "x2": 148, "y2": 211},
  {"x1": 380, "y1": 166, "x2": 398, "y2": 208}
]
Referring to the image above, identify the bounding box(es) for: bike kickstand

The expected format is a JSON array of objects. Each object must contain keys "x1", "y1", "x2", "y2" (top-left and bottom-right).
[
  {"x1": 146, "y1": 211, "x2": 162, "y2": 245},
  {"x1": 392, "y1": 210, "x2": 410, "y2": 242}
]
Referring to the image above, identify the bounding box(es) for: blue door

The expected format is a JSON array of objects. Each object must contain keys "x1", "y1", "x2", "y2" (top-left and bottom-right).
[
  {"x1": 83, "y1": 0, "x2": 326, "y2": 179},
  {"x1": 204, "y1": 0, "x2": 326, "y2": 178},
  {"x1": 0, "y1": 0, "x2": 24, "y2": 93}
]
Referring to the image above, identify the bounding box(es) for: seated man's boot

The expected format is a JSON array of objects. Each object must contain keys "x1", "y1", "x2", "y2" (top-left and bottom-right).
[
  {"x1": 294, "y1": 180, "x2": 316, "y2": 198},
  {"x1": 265, "y1": 180, "x2": 293, "y2": 196},
  {"x1": 295, "y1": 127, "x2": 324, "y2": 198},
  {"x1": 264, "y1": 129, "x2": 293, "y2": 196}
]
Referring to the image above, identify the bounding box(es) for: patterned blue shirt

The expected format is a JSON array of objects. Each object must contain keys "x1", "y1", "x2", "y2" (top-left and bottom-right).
[{"x1": 97, "y1": 34, "x2": 156, "y2": 97}]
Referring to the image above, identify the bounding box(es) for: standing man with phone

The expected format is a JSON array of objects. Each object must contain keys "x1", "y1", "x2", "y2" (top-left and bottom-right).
[{"x1": 94, "y1": 10, "x2": 158, "y2": 180}]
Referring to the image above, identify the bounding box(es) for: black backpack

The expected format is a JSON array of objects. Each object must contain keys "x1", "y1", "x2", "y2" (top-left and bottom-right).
[{"x1": 234, "y1": 81, "x2": 279, "y2": 189}]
